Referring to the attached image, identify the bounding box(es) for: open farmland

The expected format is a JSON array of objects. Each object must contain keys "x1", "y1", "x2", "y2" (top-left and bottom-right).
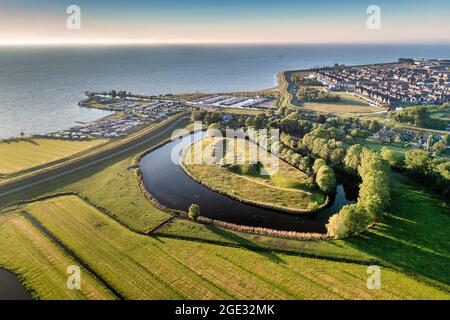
[
  {"x1": 182, "y1": 137, "x2": 325, "y2": 212},
  {"x1": 0, "y1": 212, "x2": 115, "y2": 300},
  {"x1": 0, "y1": 138, "x2": 108, "y2": 176},
  {"x1": 20, "y1": 195, "x2": 448, "y2": 300}
]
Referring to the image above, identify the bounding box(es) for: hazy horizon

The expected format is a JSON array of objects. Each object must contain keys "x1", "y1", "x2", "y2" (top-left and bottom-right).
[{"x1": 1, "y1": 0, "x2": 449, "y2": 45}]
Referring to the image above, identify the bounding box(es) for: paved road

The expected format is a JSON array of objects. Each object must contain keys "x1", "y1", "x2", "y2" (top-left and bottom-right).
[{"x1": 0, "y1": 116, "x2": 188, "y2": 199}]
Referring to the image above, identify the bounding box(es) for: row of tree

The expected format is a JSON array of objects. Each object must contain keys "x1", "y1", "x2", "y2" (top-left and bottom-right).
[
  {"x1": 327, "y1": 145, "x2": 391, "y2": 238},
  {"x1": 279, "y1": 126, "x2": 391, "y2": 238}
]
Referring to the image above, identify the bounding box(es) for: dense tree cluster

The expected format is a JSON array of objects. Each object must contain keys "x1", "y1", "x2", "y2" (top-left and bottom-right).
[
  {"x1": 327, "y1": 146, "x2": 391, "y2": 238},
  {"x1": 191, "y1": 101, "x2": 449, "y2": 238},
  {"x1": 296, "y1": 87, "x2": 341, "y2": 103},
  {"x1": 379, "y1": 147, "x2": 450, "y2": 197},
  {"x1": 278, "y1": 144, "x2": 314, "y2": 179},
  {"x1": 279, "y1": 123, "x2": 391, "y2": 238},
  {"x1": 245, "y1": 113, "x2": 269, "y2": 129},
  {"x1": 301, "y1": 126, "x2": 346, "y2": 167}
]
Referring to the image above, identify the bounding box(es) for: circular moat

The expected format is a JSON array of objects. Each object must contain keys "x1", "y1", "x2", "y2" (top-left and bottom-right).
[{"x1": 139, "y1": 132, "x2": 357, "y2": 234}]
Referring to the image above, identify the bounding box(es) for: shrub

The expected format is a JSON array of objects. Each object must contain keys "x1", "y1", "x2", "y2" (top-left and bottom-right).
[
  {"x1": 380, "y1": 147, "x2": 404, "y2": 167},
  {"x1": 188, "y1": 204, "x2": 200, "y2": 220},
  {"x1": 326, "y1": 204, "x2": 371, "y2": 238},
  {"x1": 307, "y1": 201, "x2": 320, "y2": 211},
  {"x1": 316, "y1": 165, "x2": 337, "y2": 194},
  {"x1": 312, "y1": 158, "x2": 327, "y2": 174}
]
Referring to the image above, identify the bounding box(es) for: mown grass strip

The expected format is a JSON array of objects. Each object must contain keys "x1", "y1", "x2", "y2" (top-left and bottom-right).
[
  {"x1": 0, "y1": 213, "x2": 115, "y2": 300},
  {"x1": 20, "y1": 211, "x2": 124, "y2": 300}
]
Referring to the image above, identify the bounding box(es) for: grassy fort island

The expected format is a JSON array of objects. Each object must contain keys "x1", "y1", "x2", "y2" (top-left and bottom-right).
[{"x1": 181, "y1": 136, "x2": 327, "y2": 213}]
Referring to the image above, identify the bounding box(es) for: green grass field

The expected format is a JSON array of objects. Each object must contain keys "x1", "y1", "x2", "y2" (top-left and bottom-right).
[
  {"x1": 182, "y1": 137, "x2": 325, "y2": 212},
  {"x1": 1, "y1": 119, "x2": 449, "y2": 300},
  {"x1": 0, "y1": 212, "x2": 115, "y2": 300},
  {"x1": 156, "y1": 173, "x2": 450, "y2": 291},
  {"x1": 17, "y1": 195, "x2": 448, "y2": 299},
  {"x1": 332, "y1": 92, "x2": 371, "y2": 106},
  {"x1": 0, "y1": 138, "x2": 108, "y2": 176}
]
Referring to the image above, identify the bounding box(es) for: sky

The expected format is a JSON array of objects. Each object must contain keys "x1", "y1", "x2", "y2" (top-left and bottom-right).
[{"x1": 0, "y1": 0, "x2": 449, "y2": 45}]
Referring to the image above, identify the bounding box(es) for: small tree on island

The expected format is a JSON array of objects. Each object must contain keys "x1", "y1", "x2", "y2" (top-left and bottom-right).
[{"x1": 188, "y1": 204, "x2": 200, "y2": 220}]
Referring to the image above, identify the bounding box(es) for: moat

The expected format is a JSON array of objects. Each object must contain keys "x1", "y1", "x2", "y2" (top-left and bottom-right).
[{"x1": 140, "y1": 131, "x2": 358, "y2": 233}]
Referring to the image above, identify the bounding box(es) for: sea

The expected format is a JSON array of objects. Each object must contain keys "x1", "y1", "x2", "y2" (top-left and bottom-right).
[{"x1": 0, "y1": 43, "x2": 449, "y2": 138}]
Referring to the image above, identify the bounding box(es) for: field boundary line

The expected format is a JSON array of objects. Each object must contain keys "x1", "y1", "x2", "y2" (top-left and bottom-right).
[
  {"x1": 146, "y1": 216, "x2": 176, "y2": 234},
  {"x1": 20, "y1": 210, "x2": 125, "y2": 300}
]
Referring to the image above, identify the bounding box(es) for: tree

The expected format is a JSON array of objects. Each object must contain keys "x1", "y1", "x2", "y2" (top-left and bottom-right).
[
  {"x1": 253, "y1": 113, "x2": 268, "y2": 129},
  {"x1": 291, "y1": 153, "x2": 302, "y2": 167},
  {"x1": 344, "y1": 144, "x2": 365, "y2": 173},
  {"x1": 358, "y1": 170, "x2": 390, "y2": 219},
  {"x1": 358, "y1": 148, "x2": 390, "y2": 178},
  {"x1": 350, "y1": 128, "x2": 368, "y2": 139},
  {"x1": 425, "y1": 134, "x2": 434, "y2": 152},
  {"x1": 316, "y1": 165, "x2": 337, "y2": 193},
  {"x1": 245, "y1": 117, "x2": 255, "y2": 128},
  {"x1": 188, "y1": 204, "x2": 200, "y2": 220},
  {"x1": 404, "y1": 149, "x2": 430, "y2": 175},
  {"x1": 191, "y1": 109, "x2": 206, "y2": 122},
  {"x1": 380, "y1": 147, "x2": 404, "y2": 167},
  {"x1": 432, "y1": 141, "x2": 446, "y2": 155},
  {"x1": 436, "y1": 162, "x2": 450, "y2": 180},
  {"x1": 444, "y1": 134, "x2": 450, "y2": 145},
  {"x1": 296, "y1": 87, "x2": 340, "y2": 103},
  {"x1": 312, "y1": 159, "x2": 327, "y2": 174},
  {"x1": 368, "y1": 120, "x2": 381, "y2": 132},
  {"x1": 326, "y1": 204, "x2": 371, "y2": 238},
  {"x1": 299, "y1": 156, "x2": 311, "y2": 173}
]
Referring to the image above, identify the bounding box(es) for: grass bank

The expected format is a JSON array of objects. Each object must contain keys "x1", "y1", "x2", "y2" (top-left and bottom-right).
[
  {"x1": 0, "y1": 138, "x2": 108, "y2": 176},
  {"x1": 0, "y1": 212, "x2": 115, "y2": 300},
  {"x1": 181, "y1": 137, "x2": 326, "y2": 213}
]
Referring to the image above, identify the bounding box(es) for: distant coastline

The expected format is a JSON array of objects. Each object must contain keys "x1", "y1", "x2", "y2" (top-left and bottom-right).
[{"x1": 1, "y1": 43, "x2": 450, "y2": 138}]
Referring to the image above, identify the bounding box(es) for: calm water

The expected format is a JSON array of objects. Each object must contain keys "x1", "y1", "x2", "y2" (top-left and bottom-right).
[
  {"x1": 140, "y1": 132, "x2": 357, "y2": 233},
  {"x1": 0, "y1": 44, "x2": 449, "y2": 138},
  {"x1": 0, "y1": 269, "x2": 32, "y2": 300}
]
